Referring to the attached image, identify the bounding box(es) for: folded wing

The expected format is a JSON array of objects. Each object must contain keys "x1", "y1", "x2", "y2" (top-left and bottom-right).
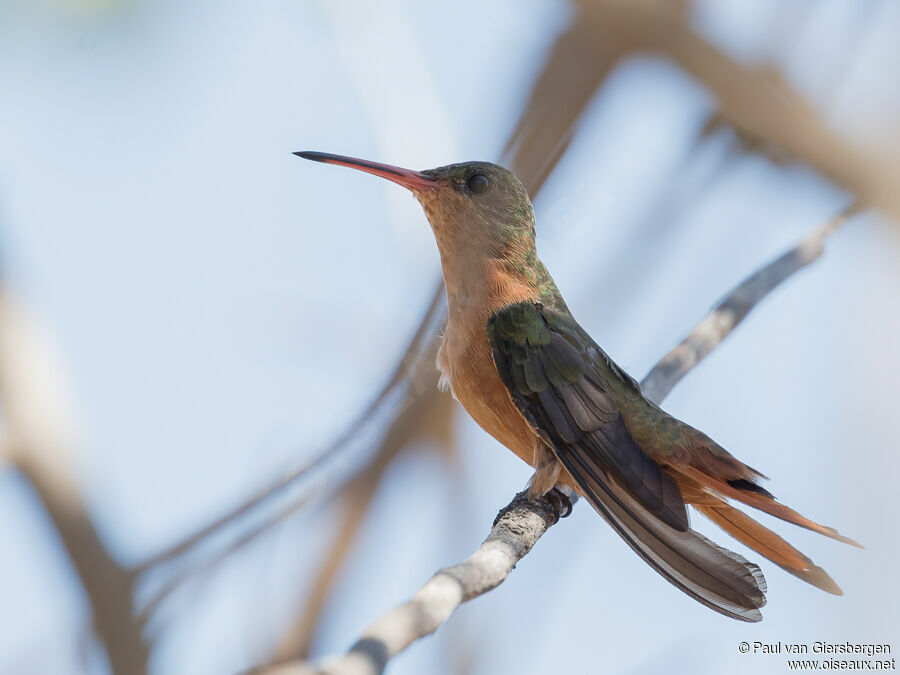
[{"x1": 487, "y1": 301, "x2": 768, "y2": 621}]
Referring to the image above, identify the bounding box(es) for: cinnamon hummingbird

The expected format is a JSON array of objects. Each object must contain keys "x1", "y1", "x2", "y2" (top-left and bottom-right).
[{"x1": 295, "y1": 151, "x2": 859, "y2": 622}]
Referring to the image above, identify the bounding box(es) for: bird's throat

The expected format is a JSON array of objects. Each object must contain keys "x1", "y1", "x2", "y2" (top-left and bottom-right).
[{"x1": 439, "y1": 251, "x2": 568, "y2": 344}]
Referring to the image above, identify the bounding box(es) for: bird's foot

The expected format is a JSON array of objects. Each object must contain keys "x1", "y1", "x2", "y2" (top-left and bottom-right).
[
  {"x1": 492, "y1": 486, "x2": 578, "y2": 527},
  {"x1": 541, "y1": 486, "x2": 574, "y2": 520}
]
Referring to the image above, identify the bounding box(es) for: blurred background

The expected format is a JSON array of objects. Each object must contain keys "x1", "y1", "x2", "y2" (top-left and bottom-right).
[{"x1": 0, "y1": 0, "x2": 898, "y2": 673}]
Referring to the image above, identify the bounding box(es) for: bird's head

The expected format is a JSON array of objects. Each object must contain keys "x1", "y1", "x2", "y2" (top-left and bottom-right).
[{"x1": 294, "y1": 152, "x2": 537, "y2": 266}]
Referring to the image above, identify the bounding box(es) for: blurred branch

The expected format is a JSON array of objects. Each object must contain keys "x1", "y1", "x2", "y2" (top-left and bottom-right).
[
  {"x1": 501, "y1": 8, "x2": 641, "y2": 192},
  {"x1": 251, "y1": 205, "x2": 860, "y2": 675},
  {"x1": 275, "y1": 465, "x2": 388, "y2": 661},
  {"x1": 699, "y1": 112, "x2": 795, "y2": 166},
  {"x1": 592, "y1": 0, "x2": 900, "y2": 220},
  {"x1": 508, "y1": 0, "x2": 899, "y2": 219},
  {"x1": 136, "y1": 288, "x2": 447, "y2": 623},
  {"x1": 0, "y1": 290, "x2": 148, "y2": 675},
  {"x1": 137, "y1": 383, "x2": 453, "y2": 629},
  {"x1": 273, "y1": 384, "x2": 455, "y2": 661},
  {"x1": 136, "y1": 286, "x2": 445, "y2": 576}
]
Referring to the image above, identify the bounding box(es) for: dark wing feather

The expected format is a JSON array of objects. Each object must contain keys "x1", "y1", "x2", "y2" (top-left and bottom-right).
[
  {"x1": 487, "y1": 301, "x2": 767, "y2": 621},
  {"x1": 487, "y1": 302, "x2": 686, "y2": 529}
]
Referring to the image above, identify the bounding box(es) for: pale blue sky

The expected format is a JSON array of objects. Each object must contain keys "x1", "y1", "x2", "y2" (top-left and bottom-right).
[{"x1": 0, "y1": 1, "x2": 897, "y2": 674}]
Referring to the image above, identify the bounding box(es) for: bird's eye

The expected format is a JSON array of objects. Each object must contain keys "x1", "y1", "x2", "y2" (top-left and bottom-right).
[{"x1": 467, "y1": 172, "x2": 490, "y2": 194}]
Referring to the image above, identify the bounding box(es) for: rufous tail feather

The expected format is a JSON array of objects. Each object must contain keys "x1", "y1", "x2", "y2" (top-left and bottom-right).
[
  {"x1": 688, "y1": 490, "x2": 843, "y2": 595},
  {"x1": 676, "y1": 466, "x2": 862, "y2": 548}
]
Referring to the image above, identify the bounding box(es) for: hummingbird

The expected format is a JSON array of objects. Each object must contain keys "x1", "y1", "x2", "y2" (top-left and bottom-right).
[{"x1": 295, "y1": 151, "x2": 859, "y2": 622}]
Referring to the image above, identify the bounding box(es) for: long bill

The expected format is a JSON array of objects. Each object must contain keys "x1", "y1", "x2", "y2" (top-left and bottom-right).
[{"x1": 293, "y1": 151, "x2": 439, "y2": 191}]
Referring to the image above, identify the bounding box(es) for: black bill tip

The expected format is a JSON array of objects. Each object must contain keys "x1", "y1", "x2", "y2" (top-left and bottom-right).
[
  {"x1": 291, "y1": 150, "x2": 439, "y2": 190},
  {"x1": 293, "y1": 151, "x2": 326, "y2": 161}
]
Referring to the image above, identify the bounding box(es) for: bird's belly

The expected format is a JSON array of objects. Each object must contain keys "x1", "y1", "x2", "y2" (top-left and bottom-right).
[{"x1": 441, "y1": 340, "x2": 537, "y2": 466}]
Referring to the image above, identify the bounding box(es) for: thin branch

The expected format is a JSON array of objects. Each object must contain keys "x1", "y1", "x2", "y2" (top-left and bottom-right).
[
  {"x1": 641, "y1": 200, "x2": 863, "y2": 403},
  {"x1": 255, "y1": 205, "x2": 861, "y2": 675},
  {"x1": 250, "y1": 492, "x2": 562, "y2": 675}
]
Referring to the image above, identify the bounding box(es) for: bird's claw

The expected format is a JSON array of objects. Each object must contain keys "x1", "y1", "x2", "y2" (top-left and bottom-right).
[
  {"x1": 492, "y1": 487, "x2": 575, "y2": 528},
  {"x1": 543, "y1": 487, "x2": 573, "y2": 519}
]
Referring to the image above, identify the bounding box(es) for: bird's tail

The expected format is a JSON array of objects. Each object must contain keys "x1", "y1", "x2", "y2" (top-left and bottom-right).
[
  {"x1": 676, "y1": 465, "x2": 862, "y2": 547},
  {"x1": 682, "y1": 482, "x2": 841, "y2": 594},
  {"x1": 672, "y1": 467, "x2": 860, "y2": 595},
  {"x1": 558, "y1": 454, "x2": 768, "y2": 622}
]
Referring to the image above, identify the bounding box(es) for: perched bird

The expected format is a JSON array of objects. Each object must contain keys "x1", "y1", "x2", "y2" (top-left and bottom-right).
[{"x1": 295, "y1": 151, "x2": 859, "y2": 622}]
